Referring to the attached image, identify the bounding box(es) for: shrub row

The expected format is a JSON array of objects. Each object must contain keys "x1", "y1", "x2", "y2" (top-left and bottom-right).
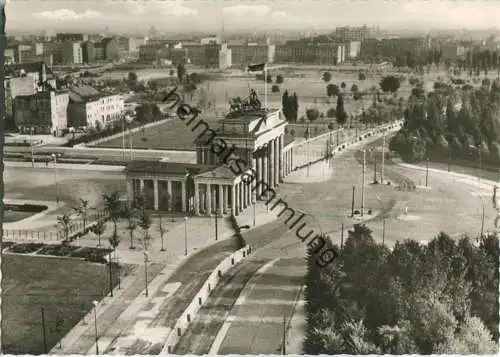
[{"x1": 4, "y1": 204, "x2": 48, "y2": 213}]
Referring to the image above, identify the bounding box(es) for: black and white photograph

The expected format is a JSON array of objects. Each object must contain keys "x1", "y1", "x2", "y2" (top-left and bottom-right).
[{"x1": 1, "y1": 0, "x2": 499, "y2": 355}]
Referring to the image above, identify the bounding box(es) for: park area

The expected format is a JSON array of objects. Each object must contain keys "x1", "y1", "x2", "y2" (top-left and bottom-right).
[
  {"x1": 94, "y1": 65, "x2": 422, "y2": 150},
  {"x1": 4, "y1": 166, "x2": 125, "y2": 231},
  {"x1": 1, "y1": 253, "x2": 131, "y2": 354}
]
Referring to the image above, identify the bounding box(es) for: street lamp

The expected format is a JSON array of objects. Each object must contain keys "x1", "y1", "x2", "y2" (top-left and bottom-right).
[
  {"x1": 30, "y1": 127, "x2": 35, "y2": 167},
  {"x1": 184, "y1": 216, "x2": 188, "y2": 256},
  {"x1": 359, "y1": 149, "x2": 366, "y2": 217},
  {"x1": 469, "y1": 145, "x2": 483, "y2": 181},
  {"x1": 51, "y1": 153, "x2": 61, "y2": 203},
  {"x1": 92, "y1": 300, "x2": 99, "y2": 355},
  {"x1": 143, "y1": 251, "x2": 149, "y2": 297},
  {"x1": 252, "y1": 200, "x2": 256, "y2": 227}
]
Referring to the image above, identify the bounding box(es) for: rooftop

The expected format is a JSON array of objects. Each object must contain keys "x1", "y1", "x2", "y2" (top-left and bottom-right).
[
  {"x1": 68, "y1": 85, "x2": 112, "y2": 103},
  {"x1": 5, "y1": 61, "x2": 53, "y2": 77},
  {"x1": 125, "y1": 161, "x2": 217, "y2": 176}
]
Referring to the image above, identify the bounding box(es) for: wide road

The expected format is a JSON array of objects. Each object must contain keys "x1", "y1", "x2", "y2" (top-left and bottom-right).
[
  {"x1": 97, "y1": 215, "x2": 291, "y2": 355},
  {"x1": 173, "y1": 132, "x2": 418, "y2": 355}
]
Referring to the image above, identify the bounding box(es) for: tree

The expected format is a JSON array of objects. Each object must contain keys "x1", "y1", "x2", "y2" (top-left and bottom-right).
[
  {"x1": 276, "y1": 74, "x2": 284, "y2": 84},
  {"x1": 128, "y1": 72, "x2": 138, "y2": 83},
  {"x1": 102, "y1": 191, "x2": 122, "y2": 239},
  {"x1": 138, "y1": 208, "x2": 152, "y2": 250},
  {"x1": 158, "y1": 215, "x2": 167, "y2": 251},
  {"x1": 358, "y1": 72, "x2": 366, "y2": 81},
  {"x1": 350, "y1": 84, "x2": 359, "y2": 93},
  {"x1": 336, "y1": 95, "x2": 348, "y2": 126},
  {"x1": 341, "y1": 82, "x2": 347, "y2": 90},
  {"x1": 177, "y1": 63, "x2": 186, "y2": 84},
  {"x1": 135, "y1": 104, "x2": 153, "y2": 124},
  {"x1": 57, "y1": 214, "x2": 71, "y2": 242},
  {"x1": 380, "y1": 76, "x2": 401, "y2": 93},
  {"x1": 73, "y1": 199, "x2": 89, "y2": 231},
  {"x1": 120, "y1": 203, "x2": 138, "y2": 249},
  {"x1": 322, "y1": 71, "x2": 332, "y2": 83},
  {"x1": 327, "y1": 84, "x2": 340, "y2": 97},
  {"x1": 108, "y1": 229, "x2": 120, "y2": 254},
  {"x1": 306, "y1": 108, "x2": 320, "y2": 123},
  {"x1": 271, "y1": 84, "x2": 280, "y2": 93},
  {"x1": 266, "y1": 74, "x2": 273, "y2": 83},
  {"x1": 92, "y1": 219, "x2": 107, "y2": 247},
  {"x1": 326, "y1": 108, "x2": 336, "y2": 118}
]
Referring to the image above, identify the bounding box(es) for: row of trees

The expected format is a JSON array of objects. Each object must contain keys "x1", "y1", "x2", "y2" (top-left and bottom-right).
[
  {"x1": 256, "y1": 73, "x2": 284, "y2": 84},
  {"x1": 304, "y1": 225, "x2": 499, "y2": 354},
  {"x1": 390, "y1": 78, "x2": 500, "y2": 164}
]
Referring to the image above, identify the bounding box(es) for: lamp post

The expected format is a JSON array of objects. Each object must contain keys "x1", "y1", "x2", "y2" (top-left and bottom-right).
[
  {"x1": 360, "y1": 149, "x2": 366, "y2": 217},
  {"x1": 469, "y1": 145, "x2": 483, "y2": 181},
  {"x1": 121, "y1": 115, "x2": 126, "y2": 161},
  {"x1": 92, "y1": 300, "x2": 99, "y2": 355},
  {"x1": 143, "y1": 251, "x2": 149, "y2": 297},
  {"x1": 30, "y1": 127, "x2": 35, "y2": 167},
  {"x1": 184, "y1": 216, "x2": 188, "y2": 256},
  {"x1": 252, "y1": 200, "x2": 256, "y2": 227},
  {"x1": 51, "y1": 153, "x2": 61, "y2": 204}
]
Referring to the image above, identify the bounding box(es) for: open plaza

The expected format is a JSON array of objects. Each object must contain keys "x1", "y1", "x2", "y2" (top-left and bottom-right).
[{"x1": 3, "y1": 63, "x2": 499, "y2": 354}]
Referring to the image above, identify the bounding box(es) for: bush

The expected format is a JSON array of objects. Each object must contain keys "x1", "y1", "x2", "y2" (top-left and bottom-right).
[
  {"x1": 276, "y1": 74, "x2": 284, "y2": 84},
  {"x1": 271, "y1": 84, "x2": 280, "y2": 93},
  {"x1": 9, "y1": 243, "x2": 45, "y2": 254},
  {"x1": 326, "y1": 108, "x2": 336, "y2": 118}
]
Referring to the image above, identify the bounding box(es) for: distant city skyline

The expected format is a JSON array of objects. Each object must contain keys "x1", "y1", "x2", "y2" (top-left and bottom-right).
[{"x1": 5, "y1": 0, "x2": 500, "y2": 34}]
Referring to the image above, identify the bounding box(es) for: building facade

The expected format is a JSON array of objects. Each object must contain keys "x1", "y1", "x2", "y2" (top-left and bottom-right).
[
  {"x1": 124, "y1": 98, "x2": 296, "y2": 216},
  {"x1": 335, "y1": 26, "x2": 371, "y2": 42},
  {"x1": 56, "y1": 33, "x2": 87, "y2": 42},
  {"x1": 275, "y1": 42, "x2": 345, "y2": 64},
  {"x1": 229, "y1": 43, "x2": 275, "y2": 66},
  {"x1": 67, "y1": 85, "x2": 124, "y2": 128},
  {"x1": 13, "y1": 90, "x2": 69, "y2": 136},
  {"x1": 62, "y1": 42, "x2": 83, "y2": 65}
]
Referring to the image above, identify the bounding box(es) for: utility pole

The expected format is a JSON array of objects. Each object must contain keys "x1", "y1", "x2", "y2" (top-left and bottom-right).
[
  {"x1": 41, "y1": 308, "x2": 48, "y2": 354},
  {"x1": 108, "y1": 251, "x2": 113, "y2": 297},
  {"x1": 122, "y1": 116, "x2": 126, "y2": 161},
  {"x1": 373, "y1": 156, "x2": 377, "y2": 183},
  {"x1": 381, "y1": 133, "x2": 385, "y2": 184},
  {"x1": 351, "y1": 186, "x2": 355, "y2": 217},
  {"x1": 361, "y1": 150, "x2": 366, "y2": 217},
  {"x1": 425, "y1": 157, "x2": 429, "y2": 187},
  {"x1": 282, "y1": 314, "x2": 286, "y2": 355},
  {"x1": 341, "y1": 223, "x2": 344, "y2": 249},
  {"x1": 480, "y1": 203, "x2": 485, "y2": 238},
  {"x1": 382, "y1": 218, "x2": 386, "y2": 245}
]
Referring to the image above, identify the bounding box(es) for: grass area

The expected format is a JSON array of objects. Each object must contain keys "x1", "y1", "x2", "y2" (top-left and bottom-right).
[
  {"x1": 1, "y1": 254, "x2": 133, "y2": 354},
  {"x1": 3, "y1": 210, "x2": 37, "y2": 223}
]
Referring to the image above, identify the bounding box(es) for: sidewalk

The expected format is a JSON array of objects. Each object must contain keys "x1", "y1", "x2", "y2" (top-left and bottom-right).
[{"x1": 51, "y1": 201, "x2": 279, "y2": 354}]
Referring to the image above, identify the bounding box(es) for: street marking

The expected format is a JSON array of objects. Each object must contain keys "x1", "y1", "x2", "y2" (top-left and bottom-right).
[{"x1": 208, "y1": 258, "x2": 279, "y2": 355}]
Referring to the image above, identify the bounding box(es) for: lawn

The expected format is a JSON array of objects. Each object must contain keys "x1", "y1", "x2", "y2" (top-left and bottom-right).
[
  {"x1": 4, "y1": 167, "x2": 125, "y2": 230},
  {"x1": 1, "y1": 254, "x2": 132, "y2": 354},
  {"x1": 3, "y1": 210, "x2": 37, "y2": 223}
]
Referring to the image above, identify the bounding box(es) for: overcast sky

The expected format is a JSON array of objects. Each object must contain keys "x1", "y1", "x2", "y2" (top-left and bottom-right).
[{"x1": 5, "y1": 0, "x2": 500, "y2": 33}]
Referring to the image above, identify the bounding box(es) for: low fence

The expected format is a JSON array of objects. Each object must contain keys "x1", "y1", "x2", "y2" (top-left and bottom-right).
[
  {"x1": 161, "y1": 245, "x2": 252, "y2": 354},
  {"x1": 2, "y1": 210, "x2": 109, "y2": 242}
]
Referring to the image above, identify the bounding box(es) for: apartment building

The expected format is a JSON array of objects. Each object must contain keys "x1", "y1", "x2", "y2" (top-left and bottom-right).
[
  {"x1": 13, "y1": 90, "x2": 69, "y2": 136},
  {"x1": 67, "y1": 85, "x2": 124, "y2": 129},
  {"x1": 62, "y1": 41, "x2": 83, "y2": 65},
  {"x1": 229, "y1": 41, "x2": 275, "y2": 66},
  {"x1": 346, "y1": 41, "x2": 361, "y2": 58},
  {"x1": 275, "y1": 41, "x2": 345, "y2": 65},
  {"x1": 56, "y1": 33, "x2": 88, "y2": 42},
  {"x1": 335, "y1": 26, "x2": 371, "y2": 42}
]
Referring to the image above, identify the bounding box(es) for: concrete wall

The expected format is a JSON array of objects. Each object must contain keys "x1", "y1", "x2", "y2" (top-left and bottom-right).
[{"x1": 160, "y1": 245, "x2": 253, "y2": 354}]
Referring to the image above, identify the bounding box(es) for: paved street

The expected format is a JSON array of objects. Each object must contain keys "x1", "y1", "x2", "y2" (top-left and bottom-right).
[{"x1": 169, "y1": 128, "x2": 497, "y2": 355}]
